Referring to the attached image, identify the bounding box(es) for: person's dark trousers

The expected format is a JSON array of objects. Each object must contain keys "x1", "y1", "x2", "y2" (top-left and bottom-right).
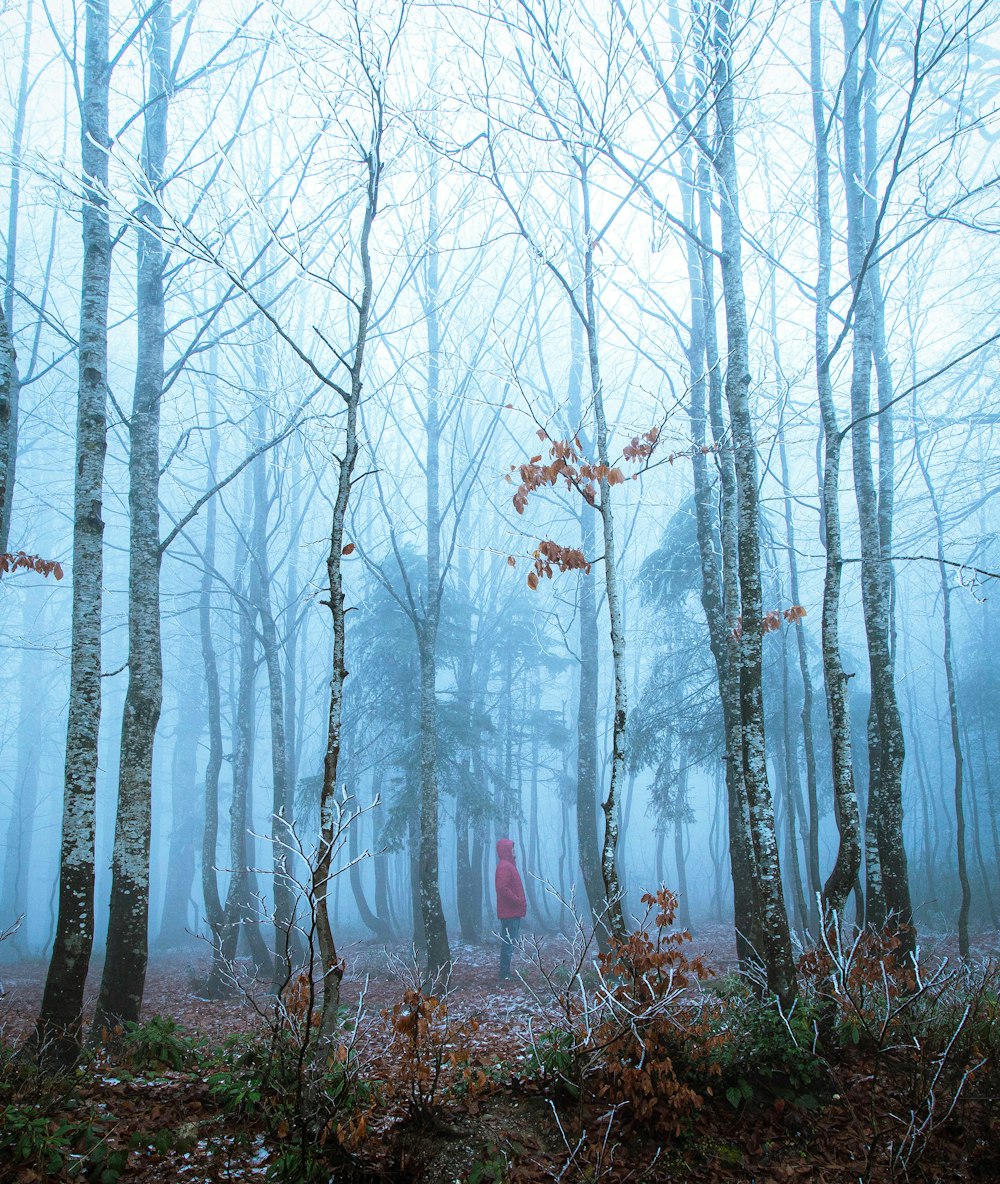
[{"x1": 499, "y1": 917, "x2": 521, "y2": 979}]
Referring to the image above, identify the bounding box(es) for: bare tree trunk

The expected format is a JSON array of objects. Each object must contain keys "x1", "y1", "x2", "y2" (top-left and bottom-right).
[
  {"x1": 206, "y1": 563, "x2": 257, "y2": 998},
  {"x1": 36, "y1": 0, "x2": 111, "y2": 1061},
  {"x1": 713, "y1": 0, "x2": 796, "y2": 1008},
  {"x1": 913, "y1": 422, "x2": 971, "y2": 957},
  {"x1": 559, "y1": 217, "x2": 606, "y2": 928},
  {"x1": 841, "y1": 0, "x2": 913, "y2": 954},
  {"x1": 961, "y1": 721, "x2": 997, "y2": 927},
  {"x1": 348, "y1": 778, "x2": 390, "y2": 941},
  {"x1": 811, "y1": 0, "x2": 862, "y2": 921},
  {"x1": 779, "y1": 631, "x2": 810, "y2": 938},
  {"x1": 156, "y1": 666, "x2": 201, "y2": 948},
  {"x1": 578, "y1": 159, "x2": 627, "y2": 941},
  {"x1": 776, "y1": 412, "x2": 822, "y2": 930},
  {"x1": 247, "y1": 390, "x2": 296, "y2": 990},
  {"x1": 93, "y1": 0, "x2": 170, "y2": 1036},
  {"x1": 685, "y1": 148, "x2": 758, "y2": 968},
  {"x1": 200, "y1": 388, "x2": 225, "y2": 960},
  {"x1": 415, "y1": 189, "x2": 451, "y2": 976},
  {"x1": 0, "y1": 306, "x2": 17, "y2": 557},
  {"x1": 673, "y1": 757, "x2": 691, "y2": 931},
  {"x1": 1, "y1": 598, "x2": 44, "y2": 949},
  {"x1": 316, "y1": 141, "x2": 379, "y2": 1034},
  {"x1": 0, "y1": 0, "x2": 32, "y2": 558}
]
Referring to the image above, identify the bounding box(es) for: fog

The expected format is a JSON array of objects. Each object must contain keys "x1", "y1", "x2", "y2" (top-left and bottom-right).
[{"x1": 1, "y1": 0, "x2": 998, "y2": 1042}]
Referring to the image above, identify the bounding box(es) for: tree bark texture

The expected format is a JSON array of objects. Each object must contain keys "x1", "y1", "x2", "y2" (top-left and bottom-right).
[
  {"x1": 93, "y1": 0, "x2": 171, "y2": 1036},
  {"x1": 685, "y1": 149, "x2": 758, "y2": 968},
  {"x1": 565, "y1": 275, "x2": 605, "y2": 929},
  {"x1": 36, "y1": 0, "x2": 111, "y2": 1060},
  {"x1": 317, "y1": 143, "x2": 379, "y2": 1034},
  {"x1": 415, "y1": 178, "x2": 452, "y2": 979},
  {"x1": 841, "y1": 0, "x2": 913, "y2": 953},
  {"x1": 713, "y1": 0, "x2": 796, "y2": 1008},
  {"x1": 579, "y1": 159, "x2": 627, "y2": 942},
  {"x1": 810, "y1": 0, "x2": 862, "y2": 922}
]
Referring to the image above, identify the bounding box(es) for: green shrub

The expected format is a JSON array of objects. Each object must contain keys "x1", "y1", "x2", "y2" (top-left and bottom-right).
[
  {"x1": 122, "y1": 1014, "x2": 204, "y2": 1072},
  {"x1": 708, "y1": 979, "x2": 828, "y2": 1110}
]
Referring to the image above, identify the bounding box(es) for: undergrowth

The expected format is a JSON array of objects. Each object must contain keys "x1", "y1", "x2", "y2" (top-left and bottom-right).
[{"x1": 1, "y1": 897, "x2": 997, "y2": 1183}]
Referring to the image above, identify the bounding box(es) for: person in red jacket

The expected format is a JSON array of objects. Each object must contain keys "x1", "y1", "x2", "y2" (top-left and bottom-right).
[{"x1": 495, "y1": 838, "x2": 527, "y2": 980}]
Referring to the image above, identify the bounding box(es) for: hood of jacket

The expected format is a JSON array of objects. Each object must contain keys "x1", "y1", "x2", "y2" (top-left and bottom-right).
[{"x1": 496, "y1": 838, "x2": 516, "y2": 863}]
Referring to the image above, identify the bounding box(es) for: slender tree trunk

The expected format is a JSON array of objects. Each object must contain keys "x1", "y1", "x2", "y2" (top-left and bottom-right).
[
  {"x1": 36, "y1": 0, "x2": 111, "y2": 1061},
  {"x1": 200, "y1": 388, "x2": 225, "y2": 963},
  {"x1": 413, "y1": 176, "x2": 451, "y2": 979},
  {"x1": 673, "y1": 757, "x2": 691, "y2": 930},
  {"x1": 348, "y1": 779, "x2": 389, "y2": 941},
  {"x1": 776, "y1": 413, "x2": 822, "y2": 930},
  {"x1": 913, "y1": 424, "x2": 970, "y2": 957},
  {"x1": 563, "y1": 188, "x2": 612, "y2": 935},
  {"x1": 0, "y1": 306, "x2": 17, "y2": 557},
  {"x1": 779, "y1": 632, "x2": 810, "y2": 938},
  {"x1": 811, "y1": 0, "x2": 862, "y2": 921},
  {"x1": 93, "y1": 0, "x2": 170, "y2": 1036},
  {"x1": 961, "y1": 721, "x2": 997, "y2": 926},
  {"x1": 0, "y1": 0, "x2": 32, "y2": 558},
  {"x1": 247, "y1": 390, "x2": 296, "y2": 990},
  {"x1": 206, "y1": 571, "x2": 257, "y2": 998},
  {"x1": 316, "y1": 145, "x2": 379, "y2": 1034},
  {"x1": 841, "y1": 0, "x2": 913, "y2": 954},
  {"x1": 1, "y1": 598, "x2": 44, "y2": 950},
  {"x1": 713, "y1": 0, "x2": 796, "y2": 1007},
  {"x1": 156, "y1": 666, "x2": 201, "y2": 948},
  {"x1": 578, "y1": 159, "x2": 627, "y2": 941},
  {"x1": 685, "y1": 150, "x2": 757, "y2": 966}
]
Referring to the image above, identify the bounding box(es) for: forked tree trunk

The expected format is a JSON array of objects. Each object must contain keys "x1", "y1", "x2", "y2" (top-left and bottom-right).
[{"x1": 36, "y1": 0, "x2": 111, "y2": 1062}]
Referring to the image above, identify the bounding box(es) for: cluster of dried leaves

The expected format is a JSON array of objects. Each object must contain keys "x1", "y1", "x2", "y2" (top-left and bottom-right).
[{"x1": 0, "y1": 551, "x2": 64, "y2": 579}]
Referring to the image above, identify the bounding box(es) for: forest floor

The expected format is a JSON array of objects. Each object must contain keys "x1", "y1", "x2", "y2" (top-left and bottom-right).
[{"x1": 1, "y1": 924, "x2": 998, "y2": 1183}]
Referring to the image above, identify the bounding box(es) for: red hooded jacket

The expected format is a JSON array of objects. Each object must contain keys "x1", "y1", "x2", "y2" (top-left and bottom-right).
[{"x1": 495, "y1": 838, "x2": 527, "y2": 920}]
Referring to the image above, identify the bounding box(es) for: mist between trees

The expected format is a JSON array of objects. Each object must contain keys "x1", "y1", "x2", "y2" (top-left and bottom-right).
[{"x1": 1, "y1": 0, "x2": 999, "y2": 1057}]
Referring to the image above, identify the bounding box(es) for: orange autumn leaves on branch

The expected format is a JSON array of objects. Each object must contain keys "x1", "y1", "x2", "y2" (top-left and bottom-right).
[
  {"x1": 506, "y1": 426, "x2": 660, "y2": 590},
  {"x1": 0, "y1": 551, "x2": 64, "y2": 579},
  {"x1": 506, "y1": 428, "x2": 631, "y2": 515},
  {"x1": 731, "y1": 604, "x2": 807, "y2": 640}
]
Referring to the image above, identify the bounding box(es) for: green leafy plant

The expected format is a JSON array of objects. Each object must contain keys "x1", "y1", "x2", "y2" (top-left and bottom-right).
[
  {"x1": 524, "y1": 1027, "x2": 580, "y2": 1095},
  {"x1": 122, "y1": 1014, "x2": 204, "y2": 1072}
]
